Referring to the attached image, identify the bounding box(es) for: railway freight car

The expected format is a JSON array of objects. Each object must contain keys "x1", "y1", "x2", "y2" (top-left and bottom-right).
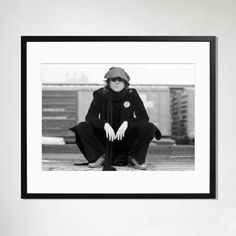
[{"x1": 42, "y1": 84, "x2": 194, "y2": 144}]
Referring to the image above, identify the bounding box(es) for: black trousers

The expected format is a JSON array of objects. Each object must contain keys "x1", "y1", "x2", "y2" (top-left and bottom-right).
[{"x1": 72, "y1": 122, "x2": 156, "y2": 165}]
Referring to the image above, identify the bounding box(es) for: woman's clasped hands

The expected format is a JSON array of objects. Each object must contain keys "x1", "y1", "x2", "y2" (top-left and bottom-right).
[{"x1": 104, "y1": 121, "x2": 128, "y2": 141}]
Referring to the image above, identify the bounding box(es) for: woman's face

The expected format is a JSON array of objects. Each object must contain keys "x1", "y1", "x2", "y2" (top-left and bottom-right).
[{"x1": 109, "y1": 78, "x2": 125, "y2": 92}]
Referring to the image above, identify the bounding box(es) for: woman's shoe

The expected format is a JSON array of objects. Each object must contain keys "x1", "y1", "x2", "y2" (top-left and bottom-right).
[
  {"x1": 88, "y1": 156, "x2": 105, "y2": 168},
  {"x1": 130, "y1": 158, "x2": 147, "y2": 170}
]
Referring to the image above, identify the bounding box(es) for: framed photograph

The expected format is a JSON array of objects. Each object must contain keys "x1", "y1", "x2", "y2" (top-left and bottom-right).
[{"x1": 21, "y1": 36, "x2": 216, "y2": 199}]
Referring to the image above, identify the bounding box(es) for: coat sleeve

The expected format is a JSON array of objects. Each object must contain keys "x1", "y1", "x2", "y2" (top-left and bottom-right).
[
  {"x1": 126, "y1": 89, "x2": 149, "y2": 128},
  {"x1": 85, "y1": 92, "x2": 106, "y2": 129}
]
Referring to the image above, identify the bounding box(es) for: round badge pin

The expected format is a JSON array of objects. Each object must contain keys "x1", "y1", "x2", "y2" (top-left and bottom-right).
[{"x1": 124, "y1": 101, "x2": 130, "y2": 108}]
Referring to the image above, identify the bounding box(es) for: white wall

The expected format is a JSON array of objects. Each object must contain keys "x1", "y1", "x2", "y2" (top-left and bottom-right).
[{"x1": 0, "y1": 0, "x2": 235, "y2": 235}]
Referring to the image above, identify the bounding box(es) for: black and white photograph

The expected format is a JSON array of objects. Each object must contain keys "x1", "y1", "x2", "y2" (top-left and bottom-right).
[
  {"x1": 42, "y1": 64, "x2": 194, "y2": 172},
  {"x1": 21, "y1": 36, "x2": 215, "y2": 198}
]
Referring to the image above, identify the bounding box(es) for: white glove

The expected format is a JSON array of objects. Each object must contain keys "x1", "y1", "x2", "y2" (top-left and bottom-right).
[
  {"x1": 115, "y1": 121, "x2": 128, "y2": 141},
  {"x1": 104, "y1": 123, "x2": 116, "y2": 141}
]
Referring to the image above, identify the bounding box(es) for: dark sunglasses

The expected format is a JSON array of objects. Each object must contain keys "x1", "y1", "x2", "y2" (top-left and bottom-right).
[{"x1": 110, "y1": 77, "x2": 124, "y2": 82}]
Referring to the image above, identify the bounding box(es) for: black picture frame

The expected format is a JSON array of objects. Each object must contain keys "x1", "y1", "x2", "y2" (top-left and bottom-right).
[{"x1": 21, "y1": 36, "x2": 216, "y2": 199}]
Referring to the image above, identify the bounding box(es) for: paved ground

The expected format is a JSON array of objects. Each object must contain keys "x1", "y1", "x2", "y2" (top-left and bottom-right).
[{"x1": 42, "y1": 144, "x2": 194, "y2": 171}]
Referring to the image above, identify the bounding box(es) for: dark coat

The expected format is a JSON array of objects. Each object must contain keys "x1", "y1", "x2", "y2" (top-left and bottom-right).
[
  {"x1": 83, "y1": 87, "x2": 161, "y2": 140},
  {"x1": 85, "y1": 87, "x2": 148, "y2": 129}
]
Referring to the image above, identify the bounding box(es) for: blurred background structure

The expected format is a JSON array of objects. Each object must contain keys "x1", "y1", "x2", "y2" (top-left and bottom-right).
[
  {"x1": 42, "y1": 84, "x2": 194, "y2": 145},
  {"x1": 42, "y1": 64, "x2": 195, "y2": 145}
]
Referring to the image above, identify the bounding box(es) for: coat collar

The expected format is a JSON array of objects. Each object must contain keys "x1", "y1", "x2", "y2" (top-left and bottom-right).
[{"x1": 95, "y1": 87, "x2": 129, "y2": 101}]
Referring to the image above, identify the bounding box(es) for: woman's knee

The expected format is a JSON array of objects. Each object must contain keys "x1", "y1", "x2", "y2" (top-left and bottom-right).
[
  {"x1": 75, "y1": 122, "x2": 92, "y2": 135},
  {"x1": 138, "y1": 122, "x2": 156, "y2": 138}
]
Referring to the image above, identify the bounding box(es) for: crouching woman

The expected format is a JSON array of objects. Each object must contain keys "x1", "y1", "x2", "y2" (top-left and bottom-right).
[{"x1": 69, "y1": 67, "x2": 161, "y2": 170}]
